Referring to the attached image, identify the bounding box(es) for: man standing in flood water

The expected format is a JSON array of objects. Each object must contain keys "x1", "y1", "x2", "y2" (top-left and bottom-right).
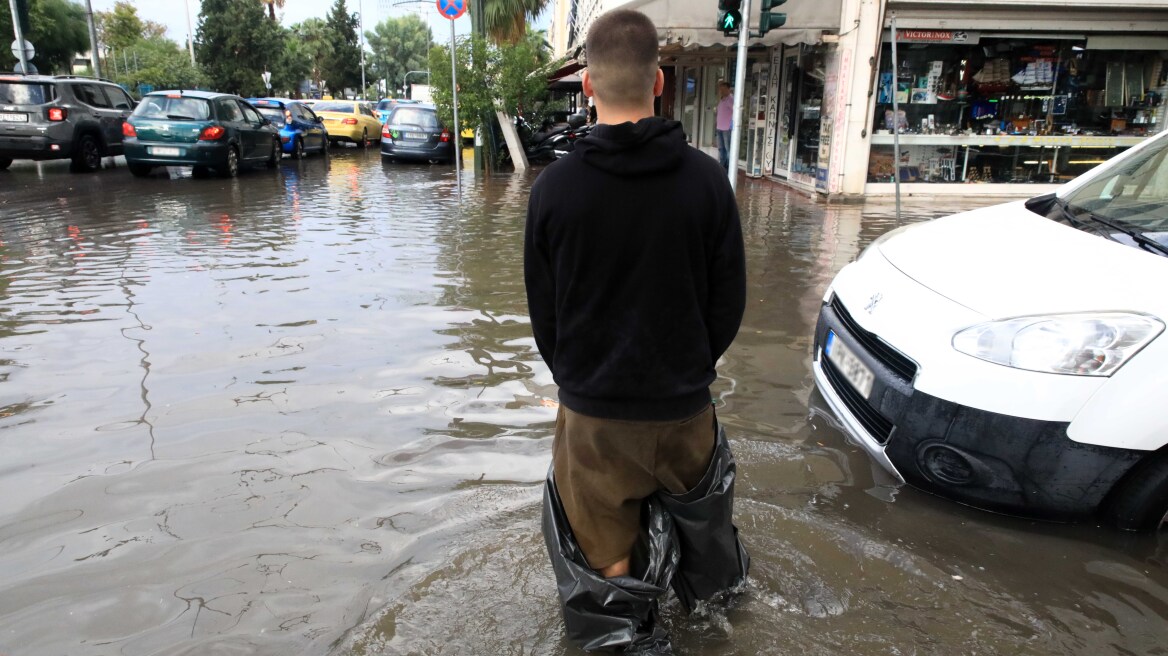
[{"x1": 525, "y1": 9, "x2": 749, "y2": 654}]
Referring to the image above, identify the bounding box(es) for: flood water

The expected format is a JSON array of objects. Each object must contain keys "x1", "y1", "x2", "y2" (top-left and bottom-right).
[{"x1": 1, "y1": 150, "x2": 1166, "y2": 656}]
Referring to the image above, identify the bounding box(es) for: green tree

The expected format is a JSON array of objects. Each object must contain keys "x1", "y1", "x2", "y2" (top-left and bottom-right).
[
  {"x1": 428, "y1": 31, "x2": 556, "y2": 132},
  {"x1": 260, "y1": 0, "x2": 286, "y2": 21},
  {"x1": 366, "y1": 15, "x2": 431, "y2": 98},
  {"x1": 271, "y1": 27, "x2": 312, "y2": 97},
  {"x1": 290, "y1": 18, "x2": 333, "y2": 96},
  {"x1": 0, "y1": 0, "x2": 90, "y2": 74},
  {"x1": 322, "y1": 0, "x2": 361, "y2": 97},
  {"x1": 477, "y1": 0, "x2": 549, "y2": 45},
  {"x1": 96, "y1": 2, "x2": 169, "y2": 52},
  {"x1": 108, "y1": 36, "x2": 207, "y2": 93},
  {"x1": 195, "y1": 0, "x2": 283, "y2": 95},
  {"x1": 97, "y1": 1, "x2": 143, "y2": 51}
]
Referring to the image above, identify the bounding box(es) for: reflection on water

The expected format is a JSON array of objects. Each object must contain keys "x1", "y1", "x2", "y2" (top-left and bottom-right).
[{"x1": 0, "y1": 153, "x2": 1164, "y2": 655}]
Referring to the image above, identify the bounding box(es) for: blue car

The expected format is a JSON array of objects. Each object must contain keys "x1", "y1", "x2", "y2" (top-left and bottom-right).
[
  {"x1": 247, "y1": 98, "x2": 328, "y2": 159},
  {"x1": 375, "y1": 98, "x2": 419, "y2": 125}
]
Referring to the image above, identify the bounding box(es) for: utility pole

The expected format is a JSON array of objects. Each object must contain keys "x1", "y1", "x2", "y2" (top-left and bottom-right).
[
  {"x1": 185, "y1": 0, "x2": 196, "y2": 65},
  {"x1": 8, "y1": 0, "x2": 30, "y2": 74},
  {"x1": 84, "y1": 0, "x2": 101, "y2": 77},
  {"x1": 359, "y1": 0, "x2": 367, "y2": 97}
]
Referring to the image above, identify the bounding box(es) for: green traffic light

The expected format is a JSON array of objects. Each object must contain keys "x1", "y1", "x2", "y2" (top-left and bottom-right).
[{"x1": 717, "y1": 9, "x2": 741, "y2": 33}]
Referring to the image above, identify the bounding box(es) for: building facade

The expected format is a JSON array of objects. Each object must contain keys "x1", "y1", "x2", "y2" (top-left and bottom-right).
[{"x1": 557, "y1": 0, "x2": 1168, "y2": 196}]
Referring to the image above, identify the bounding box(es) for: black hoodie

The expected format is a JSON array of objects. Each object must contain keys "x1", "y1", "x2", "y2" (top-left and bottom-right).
[{"x1": 524, "y1": 117, "x2": 746, "y2": 421}]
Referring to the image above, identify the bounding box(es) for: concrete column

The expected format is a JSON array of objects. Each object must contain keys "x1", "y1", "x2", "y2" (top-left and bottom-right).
[{"x1": 833, "y1": 0, "x2": 887, "y2": 197}]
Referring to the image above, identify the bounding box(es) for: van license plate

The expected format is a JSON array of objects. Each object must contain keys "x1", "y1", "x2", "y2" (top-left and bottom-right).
[
  {"x1": 150, "y1": 146, "x2": 181, "y2": 156},
  {"x1": 0, "y1": 113, "x2": 27, "y2": 122},
  {"x1": 825, "y1": 331, "x2": 875, "y2": 399}
]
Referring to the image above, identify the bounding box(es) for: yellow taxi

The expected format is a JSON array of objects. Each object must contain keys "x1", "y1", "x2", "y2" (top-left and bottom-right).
[{"x1": 312, "y1": 100, "x2": 381, "y2": 147}]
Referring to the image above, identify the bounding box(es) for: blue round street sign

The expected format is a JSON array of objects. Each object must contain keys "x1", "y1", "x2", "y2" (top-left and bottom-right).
[{"x1": 436, "y1": 0, "x2": 466, "y2": 20}]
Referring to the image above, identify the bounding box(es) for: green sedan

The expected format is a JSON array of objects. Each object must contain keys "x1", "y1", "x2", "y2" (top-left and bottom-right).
[{"x1": 123, "y1": 90, "x2": 281, "y2": 178}]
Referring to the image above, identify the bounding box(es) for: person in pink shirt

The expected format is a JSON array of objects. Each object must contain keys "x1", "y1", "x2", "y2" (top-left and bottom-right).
[{"x1": 715, "y1": 80, "x2": 733, "y2": 172}]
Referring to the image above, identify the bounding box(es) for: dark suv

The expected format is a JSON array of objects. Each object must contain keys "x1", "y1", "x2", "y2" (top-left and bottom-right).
[{"x1": 0, "y1": 74, "x2": 136, "y2": 173}]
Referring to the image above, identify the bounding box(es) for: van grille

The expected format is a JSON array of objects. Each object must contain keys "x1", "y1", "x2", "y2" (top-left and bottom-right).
[
  {"x1": 831, "y1": 297, "x2": 918, "y2": 382},
  {"x1": 821, "y1": 355, "x2": 895, "y2": 444}
]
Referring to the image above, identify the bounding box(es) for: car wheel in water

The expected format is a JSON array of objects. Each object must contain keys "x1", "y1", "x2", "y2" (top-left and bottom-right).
[
  {"x1": 1106, "y1": 453, "x2": 1168, "y2": 531},
  {"x1": 70, "y1": 133, "x2": 101, "y2": 173},
  {"x1": 128, "y1": 163, "x2": 152, "y2": 178},
  {"x1": 292, "y1": 136, "x2": 304, "y2": 160},
  {"x1": 360, "y1": 129, "x2": 369, "y2": 148},
  {"x1": 267, "y1": 138, "x2": 280, "y2": 168},
  {"x1": 322, "y1": 136, "x2": 330, "y2": 155},
  {"x1": 220, "y1": 146, "x2": 240, "y2": 178},
  {"x1": 0, "y1": 156, "x2": 12, "y2": 170}
]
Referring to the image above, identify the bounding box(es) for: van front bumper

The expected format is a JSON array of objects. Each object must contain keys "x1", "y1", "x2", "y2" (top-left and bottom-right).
[{"x1": 812, "y1": 295, "x2": 1146, "y2": 521}]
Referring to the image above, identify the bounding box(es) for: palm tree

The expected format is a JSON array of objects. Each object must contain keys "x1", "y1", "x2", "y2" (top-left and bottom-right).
[
  {"x1": 480, "y1": 0, "x2": 548, "y2": 45},
  {"x1": 259, "y1": 0, "x2": 286, "y2": 21}
]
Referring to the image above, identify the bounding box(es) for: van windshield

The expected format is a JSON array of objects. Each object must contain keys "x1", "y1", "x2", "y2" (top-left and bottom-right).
[
  {"x1": 0, "y1": 82, "x2": 53, "y2": 105},
  {"x1": 1063, "y1": 136, "x2": 1168, "y2": 232}
]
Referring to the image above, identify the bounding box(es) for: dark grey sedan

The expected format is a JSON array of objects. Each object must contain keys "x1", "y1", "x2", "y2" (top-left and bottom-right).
[{"x1": 379, "y1": 104, "x2": 454, "y2": 165}]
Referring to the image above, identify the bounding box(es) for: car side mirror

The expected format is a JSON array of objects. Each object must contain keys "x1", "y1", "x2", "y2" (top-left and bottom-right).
[{"x1": 315, "y1": 116, "x2": 323, "y2": 124}]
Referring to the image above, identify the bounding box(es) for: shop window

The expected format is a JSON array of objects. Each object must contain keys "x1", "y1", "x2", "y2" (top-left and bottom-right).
[{"x1": 868, "y1": 36, "x2": 1166, "y2": 184}]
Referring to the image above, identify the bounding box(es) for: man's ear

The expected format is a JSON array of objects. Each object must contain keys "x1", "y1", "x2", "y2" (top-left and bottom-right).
[
  {"x1": 582, "y1": 69, "x2": 594, "y2": 98},
  {"x1": 653, "y1": 68, "x2": 665, "y2": 98}
]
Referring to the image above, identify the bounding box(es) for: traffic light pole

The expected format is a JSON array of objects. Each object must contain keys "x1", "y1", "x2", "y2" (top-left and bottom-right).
[{"x1": 725, "y1": 0, "x2": 751, "y2": 191}]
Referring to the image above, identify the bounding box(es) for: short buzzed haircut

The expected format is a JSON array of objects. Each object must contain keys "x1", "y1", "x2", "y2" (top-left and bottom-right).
[{"x1": 585, "y1": 10, "x2": 660, "y2": 108}]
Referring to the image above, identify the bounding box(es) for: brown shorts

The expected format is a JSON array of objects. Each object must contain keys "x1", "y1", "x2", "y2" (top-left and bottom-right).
[{"x1": 552, "y1": 403, "x2": 716, "y2": 570}]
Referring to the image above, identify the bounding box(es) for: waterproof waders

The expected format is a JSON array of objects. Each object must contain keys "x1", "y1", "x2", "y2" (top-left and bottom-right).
[{"x1": 542, "y1": 423, "x2": 750, "y2": 652}]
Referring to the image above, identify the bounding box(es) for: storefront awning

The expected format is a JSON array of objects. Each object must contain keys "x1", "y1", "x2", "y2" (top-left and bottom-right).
[{"x1": 623, "y1": 0, "x2": 843, "y2": 48}]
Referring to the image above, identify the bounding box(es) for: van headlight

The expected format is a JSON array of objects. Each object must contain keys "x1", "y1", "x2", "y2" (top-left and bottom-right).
[{"x1": 952, "y1": 312, "x2": 1163, "y2": 376}]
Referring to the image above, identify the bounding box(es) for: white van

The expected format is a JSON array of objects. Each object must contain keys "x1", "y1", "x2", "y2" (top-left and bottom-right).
[{"x1": 814, "y1": 132, "x2": 1168, "y2": 530}]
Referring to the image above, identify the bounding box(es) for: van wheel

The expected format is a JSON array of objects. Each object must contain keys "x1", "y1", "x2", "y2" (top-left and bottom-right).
[
  {"x1": 70, "y1": 134, "x2": 102, "y2": 172},
  {"x1": 1106, "y1": 452, "x2": 1168, "y2": 531},
  {"x1": 0, "y1": 156, "x2": 12, "y2": 170}
]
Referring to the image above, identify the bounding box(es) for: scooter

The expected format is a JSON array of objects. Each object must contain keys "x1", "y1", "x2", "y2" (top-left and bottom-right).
[
  {"x1": 551, "y1": 118, "x2": 592, "y2": 160},
  {"x1": 517, "y1": 115, "x2": 585, "y2": 163}
]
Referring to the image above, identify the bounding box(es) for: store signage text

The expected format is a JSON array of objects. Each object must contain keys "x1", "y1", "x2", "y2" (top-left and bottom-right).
[{"x1": 889, "y1": 30, "x2": 981, "y2": 44}]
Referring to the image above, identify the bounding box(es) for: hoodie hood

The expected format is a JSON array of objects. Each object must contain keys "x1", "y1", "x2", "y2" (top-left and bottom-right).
[{"x1": 575, "y1": 117, "x2": 687, "y2": 176}]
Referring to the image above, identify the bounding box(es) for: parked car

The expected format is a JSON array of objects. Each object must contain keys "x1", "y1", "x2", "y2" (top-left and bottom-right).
[
  {"x1": 247, "y1": 97, "x2": 328, "y2": 159},
  {"x1": 122, "y1": 90, "x2": 280, "y2": 178},
  {"x1": 0, "y1": 74, "x2": 136, "y2": 173},
  {"x1": 813, "y1": 130, "x2": 1168, "y2": 531},
  {"x1": 379, "y1": 104, "x2": 454, "y2": 164},
  {"x1": 312, "y1": 100, "x2": 380, "y2": 147},
  {"x1": 374, "y1": 98, "x2": 418, "y2": 124}
]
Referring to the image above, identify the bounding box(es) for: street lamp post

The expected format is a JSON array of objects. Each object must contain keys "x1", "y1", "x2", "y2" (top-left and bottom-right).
[
  {"x1": 84, "y1": 0, "x2": 101, "y2": 77},
  {"x1": 184, "y1": 0, "x2": 195, "y2": 65},
  {"x1": 358, "y1": 0, "x2": 367, "y2": 98}
]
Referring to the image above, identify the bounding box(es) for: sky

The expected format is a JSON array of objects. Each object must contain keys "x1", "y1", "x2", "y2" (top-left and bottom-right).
[{"x1": 88, "y1": 0, "x2": 549, "y2": 47}]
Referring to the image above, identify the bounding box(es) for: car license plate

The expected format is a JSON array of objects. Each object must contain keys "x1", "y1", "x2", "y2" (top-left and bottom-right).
[
  {"x1": 405, "y1": 132, "x2": 427, "y2": 140},
  {"x1": 825, "y1": 330, "x2": 875, "y2": 399},
  {"x1": 150, "y1": 146, "x2": 181, "y2": 157},
  {"x1": 0, "y1": 112, "x2": 27, "y2": 122}
]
